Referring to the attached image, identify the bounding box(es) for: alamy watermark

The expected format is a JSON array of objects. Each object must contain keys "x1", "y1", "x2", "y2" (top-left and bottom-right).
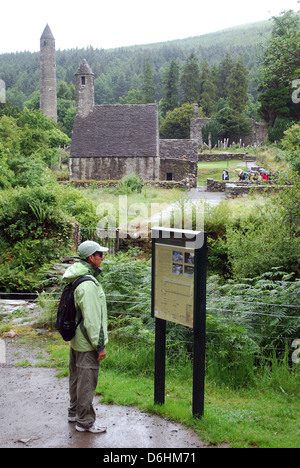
[
  {"x1": 292, "y1": 79, "x2": 300, "y2": 104},
  {"x1": 0, "y1": 79, "x2": 5, "y2": 104},
  {"x1": 95, "y1": 195, "x2": 205, "y2": 248},
  {"x1": 292, "y1": 340, "x2": 300, "y2": 364}
]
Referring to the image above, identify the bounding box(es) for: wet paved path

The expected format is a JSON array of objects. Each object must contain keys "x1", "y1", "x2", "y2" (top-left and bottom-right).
[{"x1": 0, "y1": 338, "x2": 210, "y2": 449}]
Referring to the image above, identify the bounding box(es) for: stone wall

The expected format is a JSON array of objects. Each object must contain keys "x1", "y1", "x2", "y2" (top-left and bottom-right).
[
  {"x1": 229, "y1": 120, "x2": 269, "y2": 146},
  {"x1": 225, "y1": 183, "x2": 289, "y2": 198},
  {"x1": 206, "y1": 178, "x2": 292, "y2": 197},
  {"x1": 70, "y1": 156, "x2": 160, "y2": 181},
  {"x1": 206, "y1": 178, "x2": 226, "y2": 192},
  {"x1": 66, "y1": 179, "x2": 187, "y2": 189},
  {"x1": 190, "y1": 117, "x2": 210, "y2": 147},
  {"x1": 159, "y1": 139, "x2": 198, "y2": 187},
  {"x1": 198, "y1": 152, "x2": 245, "y2": 162}
]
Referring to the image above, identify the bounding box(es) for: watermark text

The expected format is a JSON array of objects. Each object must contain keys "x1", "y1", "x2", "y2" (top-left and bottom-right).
[
  {"x1": 292, "y1": 339, "x2": 300, "y2": 364},
  {"x1": 95, "y1": 195, "x2": 205, "y2": 245},
  {"x1": 292, "y1": 79, "x2": 300, "y2": 104},
  {"x1": 0, "y1": 79, "x2": 5, "y2": 104}
]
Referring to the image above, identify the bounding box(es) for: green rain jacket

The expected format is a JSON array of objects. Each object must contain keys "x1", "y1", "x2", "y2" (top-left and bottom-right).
[{"x1": 62, "y1": 260, "x2": 108, "y2": 353}]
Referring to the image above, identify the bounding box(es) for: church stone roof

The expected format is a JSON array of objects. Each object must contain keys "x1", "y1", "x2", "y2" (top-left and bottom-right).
[
  {"x1": 70, "y1": 104, "x2": 159, "y2": 158},
  {"x1": 75, "y1": 59, "x2": 94, "y2": 76},
  {"x1": 41, "y1": 24, "x2": 55, "y2": 40}
]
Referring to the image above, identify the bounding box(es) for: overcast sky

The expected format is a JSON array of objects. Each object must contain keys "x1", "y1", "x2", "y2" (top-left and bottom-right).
[{"x1": 0, "y1": 0, "x2": 299, "y2": 54}]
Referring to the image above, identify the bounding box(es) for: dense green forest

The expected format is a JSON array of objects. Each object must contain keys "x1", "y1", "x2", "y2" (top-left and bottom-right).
[{"x1": 0, "y1": 19, "x2": 272, "y2": 105}]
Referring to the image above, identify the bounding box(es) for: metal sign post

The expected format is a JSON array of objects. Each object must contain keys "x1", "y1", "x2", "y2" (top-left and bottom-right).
[{"x1": 151, "y1": 227, "x2": 207, "y2": 418}]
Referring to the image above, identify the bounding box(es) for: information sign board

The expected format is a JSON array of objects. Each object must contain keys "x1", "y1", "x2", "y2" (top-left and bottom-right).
[
  {"x1": 151, "y1": 227, "x2": 207, "y2": 418},
  {"x1": 153, "y1": 243, "x2": 195, "y2": 328}
]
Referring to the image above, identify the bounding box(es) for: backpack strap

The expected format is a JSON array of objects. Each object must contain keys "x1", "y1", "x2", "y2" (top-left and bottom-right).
[
  {"x1": 72, "y1": 275, "x2": 96, "y2": 291},
  {"x1": 72, "y1": 276, "x2": 96, "y2": 343}
]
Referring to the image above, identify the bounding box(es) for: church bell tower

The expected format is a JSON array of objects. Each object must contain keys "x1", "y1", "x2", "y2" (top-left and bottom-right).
[{"x1": 75, "y1": 59, "x2": 95, "y2": 118}]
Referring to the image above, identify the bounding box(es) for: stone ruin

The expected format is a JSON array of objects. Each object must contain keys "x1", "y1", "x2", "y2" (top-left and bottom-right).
[{"x1": 190, "y1": 104, "x2": 268, "y2": 149}]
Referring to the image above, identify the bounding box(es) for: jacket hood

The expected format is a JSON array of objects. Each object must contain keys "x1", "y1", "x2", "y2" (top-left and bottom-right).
[{"x1": 63, "y1": 261, "x2": 95, "y2": 284}]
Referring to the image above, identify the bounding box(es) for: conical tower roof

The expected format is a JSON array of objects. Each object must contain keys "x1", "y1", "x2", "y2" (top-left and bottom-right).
[
  {"x1": 75, "y1": 59, "x2": 94, "y2": 76},
  {"x1": 41, "y1": 24, "x2": 55, "y2": 40}
]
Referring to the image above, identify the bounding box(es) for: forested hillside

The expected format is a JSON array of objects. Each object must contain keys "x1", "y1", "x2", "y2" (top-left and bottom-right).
[{"x1": 0, "y1": 19, "x2": 272, "y2": 109}]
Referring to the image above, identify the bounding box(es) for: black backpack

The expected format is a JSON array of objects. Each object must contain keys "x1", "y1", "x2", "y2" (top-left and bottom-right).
[{"x1": 56, "y1": 276, "x2": 95, "y2": 341}]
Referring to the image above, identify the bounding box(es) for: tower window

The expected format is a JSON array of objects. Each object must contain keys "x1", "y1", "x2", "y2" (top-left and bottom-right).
[
  {"x1": 167, "y1": 173, "x2": 173, "y2": 181},
  {"x1": 81, "y1": 77, "x2": 86, "y2": 85}
]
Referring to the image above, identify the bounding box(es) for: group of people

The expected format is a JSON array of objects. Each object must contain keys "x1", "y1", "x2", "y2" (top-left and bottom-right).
[
  {"x1": 238, "y1": 169, "x2": 279, "y2": 181},
  {"x1": 222, "y1": 168, "x2": 280, "y2": 182}
]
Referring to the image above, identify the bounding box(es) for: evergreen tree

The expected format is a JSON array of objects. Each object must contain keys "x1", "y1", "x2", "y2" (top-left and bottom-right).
[
  {"x1": 160, "y1": 59, "x2": 180, "y2": 117},
  {"x1": 258, "y1": 10, "x2": 300, "y2": 126},
  {"x1": 119, "y1": 89, "x2": 145, "y2": 104},
  {"x1": 215, "y1": 100, "x2": 252, "y2": 137},
  {"x1": 180, "y1": 53, "x2": 201, "y2": 104},
  {"x1": 216, "y1": 53, "x2": 234, "y2": 100},
  {"x1": 57, "y1": 81, "x2": 75, "y2": 100},
  {"x1": 199, "y1": 59, "x2": 217, "y2": 117},
  {"x1": 115, "y1": 72, "x2": 127, "y2": 102},
  {"x1": 94, "y1": 74, "x2": 114, "y2": 104},
  {"x1": 227, "y1": 58, "x2": 249, "y2": 113},
  {"x1": 142, "y1": 59, "x2": 156, "y2": 103}
]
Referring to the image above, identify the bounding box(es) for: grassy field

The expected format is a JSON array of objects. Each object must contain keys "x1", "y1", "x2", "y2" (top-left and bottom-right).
[
  {"x1": 197, "y1": 159, "x2": 248, "y2": 185},
  {"x1": 197, "y1": 146, "x2": 290, "y2": 185},
  {"x1": 81, "y1": 185, "x2": 187, "y2": 221}
]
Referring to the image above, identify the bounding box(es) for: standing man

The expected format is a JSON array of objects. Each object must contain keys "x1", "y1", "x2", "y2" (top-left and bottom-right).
[{"x1": 62, "y1": 240, "x2": 109, "y2": 433}]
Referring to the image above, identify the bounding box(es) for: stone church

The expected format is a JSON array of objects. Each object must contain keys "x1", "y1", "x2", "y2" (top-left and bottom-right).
[
  {"x1": 69, "y1": 60, "x2": 198, "y2": 186},
  {"x1": 39, "y1": 26, "x2": 198, "y2": 187}
]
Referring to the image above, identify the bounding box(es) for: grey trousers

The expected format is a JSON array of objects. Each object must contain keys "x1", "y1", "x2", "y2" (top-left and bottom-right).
[{"x1": 68, "y1": 347, "x2": 100, "y2": 429}]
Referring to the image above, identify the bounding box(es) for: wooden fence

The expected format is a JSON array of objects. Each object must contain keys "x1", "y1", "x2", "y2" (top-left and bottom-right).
[{"x1": 79, "y1": 227, "x2": 120, "y2": 254}]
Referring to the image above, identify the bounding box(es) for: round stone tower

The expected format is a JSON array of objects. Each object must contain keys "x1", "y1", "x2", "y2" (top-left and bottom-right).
[
  {"x1": 75, "y1": 59, "x2": 95, "y2": 118},
  {"x1": 40, "y1": 24, "x2": 57, "y2": 122}
]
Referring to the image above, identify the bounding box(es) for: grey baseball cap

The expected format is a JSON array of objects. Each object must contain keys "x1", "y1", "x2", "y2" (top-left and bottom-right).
[{"x1": 78, "y1": 240, "x2": 109, "y2": 259}]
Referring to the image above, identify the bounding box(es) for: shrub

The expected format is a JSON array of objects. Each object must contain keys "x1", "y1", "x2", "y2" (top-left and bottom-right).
[
  {"x1": 0, "y1": 142, "x2": 14, "y2": 188},
  {"x1": 160, "y1": 103, "x2": 200, "y2": 139},
  {"x1": 268, "y1": 117, "x2": 294, "y2": 143},
  {"x1": 56, "y1": 185, "x2": 98, "y2": 228},
  {"x1": 202, "y1": 119, "x2": 224, "y2": 147},
  {"x1": 0, "y1": 186, "x2": 73, "y2": 291},
  {"x1": 225, "y1": 198, "x2": 300, "y2": 279},
  {"x1": 205, "y1": 314, "x2": 257, "y2": 388},
  {"x1": 117, "y1": 173, "x2": 143, "y2": 194},
  {"x1": 208, "y1": 271, "x2": 300, "y2": 359},
  {"x1": 8, "y1": 153, "x2": 55, "y2": 188},
  {"x1": 281, "y1": 122, "x2": 300, "y2": 172}
]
